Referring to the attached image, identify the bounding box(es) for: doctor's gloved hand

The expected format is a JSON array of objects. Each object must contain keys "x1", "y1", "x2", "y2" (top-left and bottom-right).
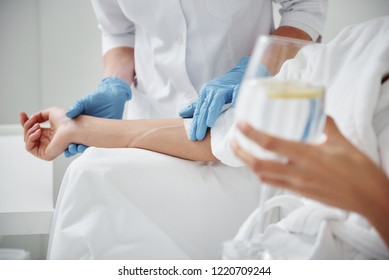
[
  {"x1": 64, "y1": 77, "x2": 132, "y2": 157},
  {"x1": 179, "y1": 56, "x2": 250, "y2": 140},
  {"x1": 179, "y1": 57, "x2": 267, "y2": 141},
  {"x1": 66, "y1": 77, "x2": 132, "y2": 119}
]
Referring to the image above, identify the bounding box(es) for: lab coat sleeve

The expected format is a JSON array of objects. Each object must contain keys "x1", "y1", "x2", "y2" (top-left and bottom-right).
[
  {"x1": 183, "y1": 109, "x2": 245, "y2": 167},
  {"x1": 91, "y1": 0, "x2": 136, "y2": 55},
  {"x1": 273, "y1": 0, "x2": 328, "y2": 41}
]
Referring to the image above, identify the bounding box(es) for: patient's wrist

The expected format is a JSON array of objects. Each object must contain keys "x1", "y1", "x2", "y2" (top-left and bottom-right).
[
  {"x1": 69, "y1": 115, "x2": 91, "y2": 146},
  {"x1": 367, "y1": 199, "x2": 389, "y2": 247},
  {"x1": 70, "y1": 115, "x2": 131, "y2": 148},
  {"x1": 361, "y1": 174, "x2": 389, "y2": 232}
]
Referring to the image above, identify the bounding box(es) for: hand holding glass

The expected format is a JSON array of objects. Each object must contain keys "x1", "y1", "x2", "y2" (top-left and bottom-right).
[{"x1": 226, "y1": 36, "x2": 326, "y2": 259}]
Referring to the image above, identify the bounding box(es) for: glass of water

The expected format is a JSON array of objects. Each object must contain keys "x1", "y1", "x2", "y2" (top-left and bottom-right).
[
  {"x1": 225, "y1": 35, "x2": 326, "y2": 259},
  {"x1": 235, "y1": 35, "x2": 325, "y2": 157}
]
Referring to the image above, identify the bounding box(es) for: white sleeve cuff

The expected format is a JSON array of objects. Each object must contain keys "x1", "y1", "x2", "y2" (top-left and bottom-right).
[
  {"x1": 277, "y1": 0, "x2": 328, "y2": 41},
  {"x1": 280, "y1": 14, "x2": 322, "y2": 41},
  {"x1": 183, "y1": 112, "x2": 244, "y2": 167},
  {"x1": 101, "y1": 31, "x2": 135, "y2": 55},
  {"x1": 183, "y1": 118, "x2": 192, "y2": 139},
  {"x1": 210, "y1": 108, "x2": 245, "y2": 167}
]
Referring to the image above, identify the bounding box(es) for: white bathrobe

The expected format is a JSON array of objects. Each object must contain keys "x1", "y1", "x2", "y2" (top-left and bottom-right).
[{"x1": 48, "y1": 16, "x2": 389, "y2": 259}]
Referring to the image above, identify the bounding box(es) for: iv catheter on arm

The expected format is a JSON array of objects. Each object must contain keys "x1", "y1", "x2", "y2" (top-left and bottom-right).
[{"x1": 19, "y1": 108, "x2": 218, "y2": 162}]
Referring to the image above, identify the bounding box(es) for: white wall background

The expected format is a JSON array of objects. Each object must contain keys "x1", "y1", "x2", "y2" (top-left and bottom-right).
[
  {"x1": 0, "y1": 0, "x2": 388, "y2": 259},
  {"x1": 0, "y1": 0, "x2": 102, "y2": 260}
]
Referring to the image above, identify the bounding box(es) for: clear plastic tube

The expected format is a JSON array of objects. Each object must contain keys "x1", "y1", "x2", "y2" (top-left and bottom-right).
[{"x1": 129, "y1": 124, "x2": 184, "y2": 147}]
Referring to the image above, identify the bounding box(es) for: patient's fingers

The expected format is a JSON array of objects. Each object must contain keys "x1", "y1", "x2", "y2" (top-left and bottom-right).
[
  {"x1": 231, "y1": 137, "x2": 329, "y2": 198},
  {"x1": 26, "y1": 126, "x2": 41, "y2": 152},
  {"x1": 236, "y1": 121, "x2": 312, "y2": 160},
  {"x1": 22, "y1": 111, "x2": 50, "y2": 141},
  {"x1": 19, "y1": 112, "x2": 28, "y2": 126},
  {"x1": 26, "y1": 123, "x2": 40, "y2": 141},
  {"x1": 23, "y1": 113, "x2": 39, "y2": 141},
  {"x1": 24, "y1": 111, "x2": 50, "y2": 130},
  {"x1": 233, "y1": 139, "x2": 322, "y2": 196},
  {"x1": 231, "y1": 139, "x2": 297, "y2": 178},
  {"x1": 20, "y1": 112, "x2": 30, "y2": 142},
  {"x1": 260, "y1": 174, "x2": 317, "y2": 198},
  {"x1": 24, "y1": 123, "x2": 40, "y2": 147}
]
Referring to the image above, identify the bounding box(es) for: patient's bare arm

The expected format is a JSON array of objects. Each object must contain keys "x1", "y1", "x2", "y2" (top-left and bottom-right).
[{"x1": 20, "y1": 108, "x2": 217, "y2": 162}]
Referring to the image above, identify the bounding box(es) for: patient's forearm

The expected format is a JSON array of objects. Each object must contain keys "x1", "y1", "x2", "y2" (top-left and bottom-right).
[{"x1": 73, "y1": 116, "x2": 218, "y2": 161}]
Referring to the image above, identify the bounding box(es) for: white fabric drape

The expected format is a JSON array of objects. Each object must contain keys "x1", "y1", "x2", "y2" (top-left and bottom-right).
[{"x1": 48, "y1": 148, "x2": 261, "y2": 259}]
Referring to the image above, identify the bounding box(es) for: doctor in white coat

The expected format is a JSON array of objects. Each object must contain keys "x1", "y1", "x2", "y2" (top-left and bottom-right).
[{"x1": 64, "y1": 0, "x2": 328, "y2": 156}]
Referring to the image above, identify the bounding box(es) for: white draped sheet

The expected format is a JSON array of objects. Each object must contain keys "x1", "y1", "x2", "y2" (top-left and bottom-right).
[{"x1": 48, "y1": 148, "x2": 261, "y2": 259}]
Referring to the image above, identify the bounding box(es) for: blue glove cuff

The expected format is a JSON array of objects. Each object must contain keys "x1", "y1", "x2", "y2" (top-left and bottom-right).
[
  {"x1": 99, "y1": 77, "x2": 132, "y2": 100},
  {"x1": 255, "y1": 63, "x2": 269, "y2": 77},
  {"x1": 232, "y1": 57, "x2": 269, "y2": 77},
  {"x1": 231, "y1": 56, "x2": 250, "y2": 74}
]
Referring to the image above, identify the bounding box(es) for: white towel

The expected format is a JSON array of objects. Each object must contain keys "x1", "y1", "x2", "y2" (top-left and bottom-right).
[{"x1": 223, "y1": 16, "x2": 389, "y2": 259}]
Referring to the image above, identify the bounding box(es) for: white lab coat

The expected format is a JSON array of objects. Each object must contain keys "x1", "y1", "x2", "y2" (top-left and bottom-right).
[{"x1": 91, "y1": 0, "x2": 327, "y2": 123}]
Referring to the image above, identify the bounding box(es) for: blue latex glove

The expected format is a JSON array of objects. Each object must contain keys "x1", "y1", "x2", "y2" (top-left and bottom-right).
[
  {"x1": 64, "y1": 77, "x2": 131, "y2": 157},
  {"x1": 179, "y1": 56, "x2": 264, "y2": 141},
  {"x1": 180, "y1": 59, "x2": 269, "y2": 140}
]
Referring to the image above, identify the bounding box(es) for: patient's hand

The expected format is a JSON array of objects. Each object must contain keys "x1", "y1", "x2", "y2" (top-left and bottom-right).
[
  {"x1": 232, "y1": 116, "x2": 389, "y2": 247},
  {"x1": 232, "y1": 117, "x2": 389, "y2": 217},
  {"x1": 20, "y1": 108, "x2": 73, "y2": 161}
]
